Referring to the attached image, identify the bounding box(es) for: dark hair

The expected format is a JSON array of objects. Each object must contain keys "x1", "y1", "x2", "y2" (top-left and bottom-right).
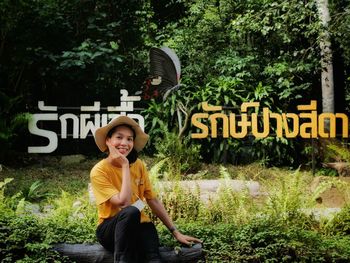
[
  {"x1": 106, "y1": 124, "x2": 138, "y2": 164},
  {"x1": 126, "y1": 148, "x2": 138, "y2": 164}
]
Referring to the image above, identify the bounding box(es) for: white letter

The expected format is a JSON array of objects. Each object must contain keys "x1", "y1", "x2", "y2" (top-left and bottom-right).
[
  {"x1": 80, "y1": 114, "x2": 100, "y2": 139},
  {"x1": 28, "y1": 114, "x2": 58, "y2": 153},
  {"x1": 59, "y1": 114, "x2": 79, "y2": 139}
]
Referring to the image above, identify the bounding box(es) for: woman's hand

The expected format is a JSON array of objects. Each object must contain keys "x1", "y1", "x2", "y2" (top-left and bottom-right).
[
  {"x1": 173, "y1": 230, "x2": 202, "y2": 246},
  {"x1": 106, "y1": 141, "x2": 129, "y2": 167},
  {"x1": 147, "y1": 198, "x2": 203, "y2": 246},
  {"x1": 106, "y1": 140, "x2": 132, "y2": 206}
]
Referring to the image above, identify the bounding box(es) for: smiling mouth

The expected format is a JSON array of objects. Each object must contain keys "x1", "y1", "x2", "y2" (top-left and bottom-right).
[{"x1": 117, "y1": 148, "x2": 129, "y2": 154}]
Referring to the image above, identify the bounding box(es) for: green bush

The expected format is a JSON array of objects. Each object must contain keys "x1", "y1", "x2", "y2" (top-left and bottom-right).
[
  {"x1": 326, "y1": 204, "x2": 350, "y2": 236},
  {"x1": 203, "y1": 185, "x2": 257, "y2": 225},
  {"x1": 154, "y1": 129, "x2": 201, "y2": 177},
  {"x1": 43, "y1": 191, "x2": 97, "y2": 244},
  {"x1": 158, "y1": 219, "x2": 350, "y2": 262},
  {"x1": 0, "y1": 201, "x2": 67, "y2": 262},
  {"x1": 156, "y1": 183, "x2": 201, "y2": 222},
  {"x1": 326, "y1": 143, "x2": 350, "y2": 163},
  {"x1": 0, "y1": 179, "x2": 90, "y2": 262}
]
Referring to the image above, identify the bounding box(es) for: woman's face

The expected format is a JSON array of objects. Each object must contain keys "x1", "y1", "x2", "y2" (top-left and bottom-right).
[{"x1": 106, "y1": 125, "x2": 134, "y2": 156}]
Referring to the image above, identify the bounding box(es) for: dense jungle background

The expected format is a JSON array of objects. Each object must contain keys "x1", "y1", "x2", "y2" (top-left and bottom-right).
[
  {"x1": 1, "y1": 1, "x2": 350, "y2": 262},
  {"x1": 1, "y1": 0, "x2": 350, "y2": 166}
]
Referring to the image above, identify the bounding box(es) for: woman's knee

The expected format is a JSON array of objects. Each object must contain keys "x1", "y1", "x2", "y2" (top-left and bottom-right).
[{"x1": 118, "y1": 206, "x2": 140, "y2": 222}]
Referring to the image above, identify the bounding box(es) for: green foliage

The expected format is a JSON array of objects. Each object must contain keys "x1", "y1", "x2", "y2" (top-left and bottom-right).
[
  {"x1": 150, "y1": 182, "x2": 201, "y2": 223},
  {"x1": 0, "y1": 0, "x2": 156, "y2": 161},
  {"x1": 326, "y1": 204, "x2": 350, "y2": 236},
  {"x1": 158, "y1": 220, "x2": 350, "y2": 262},
  {"x1": 0, "y1": 177, "x2": 14, "y2": 212},
  {"x1": 0, "y1": 214, "x2": 61, "y2": 263},
  {"x1": 264, "y1": 170, "x2": 309, "y2": 222},
  {"x1": 0, "y1": 109, "x2": 31, "y2": 162},
  {"x1": 157, "y1": 223, "x2": 238, "y2": 261},
  {"x1": 43, "y1": 191, "x2": 97, "y2": 244},
  {"x1": 205, "y1": 186, "x2": 257, "y2": 225},
  {"x1": 316, "y1": 167, "x2": 338, "y2": 177},
  {"x1": 203, "y1": 167, "x2": 258, "y2": 224},
  {"x1": 2, "y1": 166, "x2": 350, "y2": 262},
  {"x1": 0, "y1": 178, "x2": 68, "y2": 262},
  {"x1": 142, "y1": 91, "x2": 196, "y2": 147},
  {"x1": 154, "y1": 128, "x2": 201, "y2": 177},
  {"x1": 250, "y1": 137, "x2": 297, "y2": 166},
  {"x1": 0, "y1": 177, "x2": 97, "y2": 261},
  {"x1": 326, "y1": 143, "x2": 350, "y2": 162},
  {"x1": 1, "y1": 0, "x2": 350, "y2": 166},
  {"x1": 0, "y1": 0, "x2": 155, "y2": 99},
  {"x1": 329, "y1": 2, "x2": 350, "y2": 112},
  {"x1": 57, "y1": 38, "x2": 124, "y2": 92},
  {"x1": 21, "y1": 180, "x2": 52, "y2": 202},
  {"x1": 0, "y1": 177, "x2": 96, "y2": 261},
  {"x1": 145, "y1": 0, "x2": 325, "y2": 165}
]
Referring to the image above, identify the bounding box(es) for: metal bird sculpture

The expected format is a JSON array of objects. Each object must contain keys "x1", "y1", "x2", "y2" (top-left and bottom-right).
[{"x1": 142, "y1": 47, "x2": 181, "y2": 101}]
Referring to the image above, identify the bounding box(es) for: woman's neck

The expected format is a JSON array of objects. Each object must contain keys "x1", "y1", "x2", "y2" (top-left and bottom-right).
[{"x1": 106, "y1": 156, "x2": 122, "y2": 168}]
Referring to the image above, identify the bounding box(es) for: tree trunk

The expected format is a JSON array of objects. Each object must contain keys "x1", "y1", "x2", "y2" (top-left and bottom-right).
[{"x1": 316, "y1": 0, "x2": 334, "y2": 120}]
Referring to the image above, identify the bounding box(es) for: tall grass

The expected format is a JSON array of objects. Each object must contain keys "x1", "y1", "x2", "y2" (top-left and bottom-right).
[
  {"x1": 154, "y1": 129, "x2": 201, "y2": 178},
  {"x1": 151, "y1": 166, "x2": 344, "y2": 227}
]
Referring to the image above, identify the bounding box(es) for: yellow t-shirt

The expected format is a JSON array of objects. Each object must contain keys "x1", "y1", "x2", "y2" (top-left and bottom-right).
[{"x1": 90, "y1": 158, "x2": 157, "y2": 225}]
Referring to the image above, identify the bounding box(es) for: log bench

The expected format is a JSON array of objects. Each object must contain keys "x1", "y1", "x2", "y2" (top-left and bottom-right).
[{"x1": 53, "y1": 243, "x2": 205, "y2": 263}]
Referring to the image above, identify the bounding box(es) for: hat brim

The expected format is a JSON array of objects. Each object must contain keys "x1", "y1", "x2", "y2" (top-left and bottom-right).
[{"x1": 94, "y1": 116, "x2": 149, "y2": 152}]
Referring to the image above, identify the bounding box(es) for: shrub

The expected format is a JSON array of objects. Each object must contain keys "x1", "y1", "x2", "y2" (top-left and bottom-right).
[
  {"x1": 157, "y1": 222, "x2": 238, "y2": 262},
  {"x1": 154, "y1": 129, "x2": 201, "y2": 178},
  {"x1": 148, "y1": 182, "x2": 201, "y2": 223},
  {"x1": 43, "y1": 191, "x2": 97, "y2": 244},
  {"x1": 158, "y1": 219, "x2": 350, "y2": 262},
  {"x1": 0, "y1": 179, "x2": 95, "y2": 262},
  {"x1": 0, "y1": 179, "x2": 67, "y2": 262},
  {"x1": 326, "y1": 143, "x2": 350, "y2": 163},
  {"x1": 204, "y1": 185, "x2": 257, "y2": 225},
  {"x1": 262, "y1": 169, "x2": 316, "y2": 226},
  {"x1": 325, "y1": 204, "x2": 350, "y2": 236}
]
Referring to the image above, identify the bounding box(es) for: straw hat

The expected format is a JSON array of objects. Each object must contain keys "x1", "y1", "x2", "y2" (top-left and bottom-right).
[{"x1": 94, "y1": 116, "x2": 149, "y2": 152}]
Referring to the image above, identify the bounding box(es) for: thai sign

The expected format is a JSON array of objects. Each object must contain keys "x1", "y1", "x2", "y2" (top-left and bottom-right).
[
  {"x1": 191, "y1": 101, "x2": 349, "y2": 139},
  {"x1": 28, "y1": 89, "x2": 145, "y2": 153}
]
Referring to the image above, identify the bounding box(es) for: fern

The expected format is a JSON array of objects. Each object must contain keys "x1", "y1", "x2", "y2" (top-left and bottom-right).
[
  {"x1": 154, "y1": 129, "x2": 201, "y2": 178},
  {"x1": 327, "y1": 144, "x2": 350, "y2": 162}
]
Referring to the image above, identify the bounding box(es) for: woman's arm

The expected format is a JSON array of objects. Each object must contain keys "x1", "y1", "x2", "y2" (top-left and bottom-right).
[
  {"x1": 106, "y1": 141, "x2": 132, "y2": 207},
  {"x1": 147, "y1": 198, "x2": 202, "y2": 245},
  {"x1": 109, "y1": 165, "x2": 132, "y2": 207}
]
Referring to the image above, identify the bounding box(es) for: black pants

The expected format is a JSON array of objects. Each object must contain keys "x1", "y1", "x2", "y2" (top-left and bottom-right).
[{"x1": 96, "y1": 206, "x2": 161, "y2": 263}]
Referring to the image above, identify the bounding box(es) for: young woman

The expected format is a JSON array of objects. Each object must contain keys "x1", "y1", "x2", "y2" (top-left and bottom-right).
[{"x1": 90, "y1": 116, "x2": 201, "y2": 263}]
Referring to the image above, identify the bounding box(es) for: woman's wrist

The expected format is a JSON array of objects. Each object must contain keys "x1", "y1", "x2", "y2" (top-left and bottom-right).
[
  {"x1": 169, "y1": 225, "x2": 177, "y2": 234},
  {"x1": 121, "y1": 163, "x2": 129, "y2": 169}
]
